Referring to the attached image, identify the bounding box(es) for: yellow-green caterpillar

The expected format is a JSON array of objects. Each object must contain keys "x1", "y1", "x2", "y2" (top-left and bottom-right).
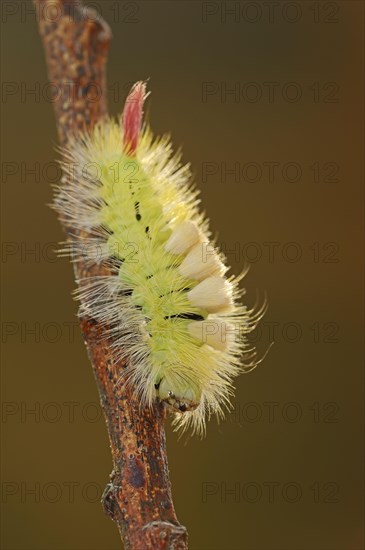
[{"x1": 55, "y1": 82, "x2": 265, "y2": 435}]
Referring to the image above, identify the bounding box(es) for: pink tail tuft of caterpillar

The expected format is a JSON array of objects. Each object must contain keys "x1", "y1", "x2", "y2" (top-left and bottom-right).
[{"x1": 122, "y1": 81, "x2": 147, "y2": 156}]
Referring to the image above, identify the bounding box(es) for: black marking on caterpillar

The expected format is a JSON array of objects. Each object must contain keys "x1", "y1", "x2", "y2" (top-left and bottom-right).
[
  {"x1": 134, "y1": 201, "x2": 141, "y2": 221},
  {"x1": 164, "y1": 313, "x2": 205, "y2": 321}
]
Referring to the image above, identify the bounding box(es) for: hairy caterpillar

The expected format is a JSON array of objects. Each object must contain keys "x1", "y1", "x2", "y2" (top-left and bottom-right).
[{"x1": 55, "y1": 82, "x2": 265, "y2": 435}]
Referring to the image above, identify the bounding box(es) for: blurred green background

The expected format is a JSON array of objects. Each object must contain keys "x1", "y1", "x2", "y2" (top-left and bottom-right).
[{"x1": 1, "y1": 1, "x2": 363, "y2": 549}]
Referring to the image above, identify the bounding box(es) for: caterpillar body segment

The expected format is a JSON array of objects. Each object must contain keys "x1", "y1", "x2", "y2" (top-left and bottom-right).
[{"x1": 55, "y1": 82, "x2": 263, "y2": 435}]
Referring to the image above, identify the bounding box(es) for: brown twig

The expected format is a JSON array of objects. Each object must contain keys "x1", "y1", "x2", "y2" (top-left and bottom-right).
[{"x1": 33, "y1": 1, "x2": 188, "y2": 548}]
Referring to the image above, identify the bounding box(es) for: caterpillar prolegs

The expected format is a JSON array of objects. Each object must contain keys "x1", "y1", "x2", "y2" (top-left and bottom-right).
[{"x1": 55, "y1": 82, "x2": 266, "y2": 435}]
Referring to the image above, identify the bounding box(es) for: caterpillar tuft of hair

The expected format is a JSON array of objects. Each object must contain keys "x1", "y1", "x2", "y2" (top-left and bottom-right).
[{"x1": 54, "y1": 82, "x2": 266, "y2": 436}]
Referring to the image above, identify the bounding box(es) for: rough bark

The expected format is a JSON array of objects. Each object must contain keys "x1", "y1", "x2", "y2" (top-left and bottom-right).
[{"x1": 33, "y1": 1, "x2": 188, "y2": 548}]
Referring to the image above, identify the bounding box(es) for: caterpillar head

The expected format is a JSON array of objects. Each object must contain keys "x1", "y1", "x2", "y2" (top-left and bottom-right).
[{"x1": 157, "y1": 375, "x2": 201, "y2": 413}]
